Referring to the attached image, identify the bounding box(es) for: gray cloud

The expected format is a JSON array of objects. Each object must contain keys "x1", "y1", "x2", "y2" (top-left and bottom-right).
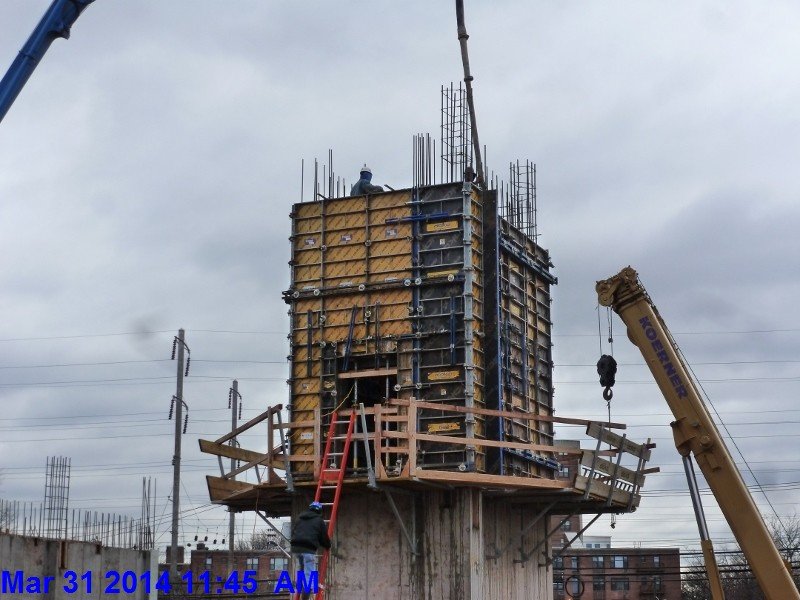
[{"x1": 1, "y1": 0, "x2": 798, "y2": 556}]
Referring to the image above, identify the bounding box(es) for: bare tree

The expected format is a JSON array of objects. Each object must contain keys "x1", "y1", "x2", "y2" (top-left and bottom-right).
[
  {"x1": 682, "y1": 515, "x2": 800, "y2": 599},
  {"x1": 235, "y1": 530, "x2": 285, "y2": 552}
]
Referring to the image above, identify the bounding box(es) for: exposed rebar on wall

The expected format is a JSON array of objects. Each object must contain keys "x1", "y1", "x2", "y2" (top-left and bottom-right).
[
  {"x1": 1, "y1": 497, "x2": 155, "y2": 548},
  {"x1": 43, "y1": 456, "x2": 70, "y2": 540},
  {"x1": 413, "y1": 132, "x2": 436, "y2": 188},
  {"x1": 299, "y1": 150, "x2": 352, "y2": 202},
  {"x1": 440, "y1": 82, "x2": 472, "y2": 184},
  {"x1": 496, "y1": 160, "x2": 538, "y2": 242}
]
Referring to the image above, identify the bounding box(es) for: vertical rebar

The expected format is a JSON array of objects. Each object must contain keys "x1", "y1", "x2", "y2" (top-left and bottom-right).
[{"x1": 314, "y1": 159, "x2": 318, "y2": 202}]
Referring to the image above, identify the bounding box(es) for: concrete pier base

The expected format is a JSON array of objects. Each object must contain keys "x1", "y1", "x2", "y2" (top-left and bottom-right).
[{"x1": 294, "y1": 488, "x2": 552, "y2": 600}]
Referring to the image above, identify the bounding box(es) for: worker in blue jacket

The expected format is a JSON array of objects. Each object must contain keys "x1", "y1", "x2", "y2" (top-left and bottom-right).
[
  {"x1": 350, "y1": 165, "x2": 384, "y2": 196},
  {"x1": 290, "y1": 501, "x2": 331, "y2": 590}
]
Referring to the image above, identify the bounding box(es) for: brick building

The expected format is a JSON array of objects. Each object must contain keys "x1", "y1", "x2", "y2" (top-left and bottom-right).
[
  {"x1": 553, "y1": 546, "x2": 680, "y2": 600},
  {"x1": 189, "y1": 546, "x2": 290, "y2": 591}
]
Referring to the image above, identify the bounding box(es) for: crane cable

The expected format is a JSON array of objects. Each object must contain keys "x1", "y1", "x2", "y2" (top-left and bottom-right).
[
  {"x1": 675, "y1": 342, "x2": 791, "y2": 541},
  {"x1": 596, "y1": 306, "x2": 618, "y2": 402},
  {"x1": 597, "y1": 306, "x2": 619, "y2": 530}
]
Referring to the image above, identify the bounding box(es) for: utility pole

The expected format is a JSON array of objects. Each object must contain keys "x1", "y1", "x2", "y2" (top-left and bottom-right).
[
  {"x1": 228, "y1": 380, "x2": 240, "y2": 561},
  {"x1": 169, "y1": 329, "x2": 190, "y2": 582}
]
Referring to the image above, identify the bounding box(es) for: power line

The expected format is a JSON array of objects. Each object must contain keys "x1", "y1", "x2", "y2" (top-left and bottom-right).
[
  {"x1": 0, "y1": 330, "x2": 174, "y2": 342},
  {"x1": 554, "y1": 327, "x2": 800, "y2": 337},
  {"x1": 0, "y1": 407, "x2": 252, "y2": 421},
  {"x1": 0, "y1": 375, "x2": 285, "y2": 388},
  {"x1": 0, "y1": 329, "x2": 286, "y2": 342},
  {"x1": 0, "y1": 358, "x2": 285, "y2": 369},
  {"x1": 557, "y1": 376, "x2": 800, "y2": 384},
  {"x1": 557, "y1": 359, "x2": 800, "y2": 367}
]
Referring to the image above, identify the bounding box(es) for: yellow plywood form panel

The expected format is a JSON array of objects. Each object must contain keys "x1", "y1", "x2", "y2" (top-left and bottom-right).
[
  {"x1": 294, "y1": 200, "x2": 323, "y2": 217},
  {"x1": 369, "y1": 231, "x2": 412, "y2": 253},
  {"x1": 379, "y1": 320, "x2": 412, "y2": 337},
  {"x1": 324, "y1": 228, "x2": 367, "y2": 246},
  {"x1": 293, "y1": 379, "x2": 321, "y2": 394},
  {"x1": 326, "y1": 244, "x2": 369, "y2": 263},
  {"x1": 368, "y1": 191, "x2": 408, "y2": 209},
  {"x1": 292, "y1": 395, "x2": 318, "y2": 412},
  {"x1": 369, "y1": 206, "x2": 408, "y2": 223},
  {"x1": 316, "y1": 296, "x2": 353, "y2": 310},
  {"x1": 324, "y1": 196, "x2": 367, "y2": 215},
  {"x1": 326, "y1": 262, "x2": 367, "y2": 281},
  {"x1": 324, "y1": 213, "x2": 364, "y2": 231},
  {"x1": 292, "y1": 363, "x2": 323, "y2": 380},
  {"x1": 294, "y1": 298, "x2": 322, "y2": 313},
  {"x1": 291, "y1": 329, "x2": 319, "y2": 349},
  {"x1": 293, "y1": 219, "x2": 322, "y2": 236},
  {"x1": 292, "y1": 274, "x2": 322, "y2": 289}
]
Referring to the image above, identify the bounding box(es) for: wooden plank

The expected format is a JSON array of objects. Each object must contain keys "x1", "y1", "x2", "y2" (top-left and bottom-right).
[
  {"x1": 206, "y1": 475, "x2": 253, "y2": 503},
  {"x1": 573, "y1": 474, "x2": 640, "y2": 508},
  {"x1": 414, "y1": 469, "x2": 571, "y2": 490},
  {"x1": 331, "y1": 405, "x2": 398, "y2": 416},
  {"x1": 337, "y1": 368, "x2": 398, "y2": 380},
  {"x1": 266, "y1": 407, "x2": 274, "y2": 484},
  {"x1": 287, "y1": 455, "x2": 316, "y2": 462},
  {"x1": 313, "y1": 407, "x2": 321, "y2": 479},
  {"x1": 384, "y1": 431, "x2": 583, "y2": 455},
  {"x1": 226, "y1": 454, "x2": 272, "y2": 480},
  {"x1": 272, "y1": 453, "x2": 313, "y2": 462},
  {"x1": 580, "y1": 452, "x2": 646, "y2": 486},
  {"x1": 200, "y1": 439, "x2": 267, "y2": 463},
  {"x1": 586, "y1": 422, "x2": 652, "y2": 460},
  {"x1": 381, "y1": 415, "x2": 408, "y2": 423},
  {"x1": 389, "y1": 398, "x2": 626, "y2": 430},
  {"x1": 407, "y1": 400, "x2": 417, "y2": 476},
  {"x1": 215, "y1": 405, "x2": 279, "y2": 444},
  {"x1": 374, "y1": 404, "x2": 383, "y2": 478}
]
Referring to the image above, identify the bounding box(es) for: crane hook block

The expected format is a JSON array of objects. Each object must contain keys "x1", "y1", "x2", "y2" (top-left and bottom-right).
[{"x1": 597, "y1": 354, "x2": 618, "y2": 401}]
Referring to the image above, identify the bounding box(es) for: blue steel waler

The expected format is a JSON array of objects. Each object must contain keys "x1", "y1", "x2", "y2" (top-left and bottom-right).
[{"x1": 0, "y1": 0, "x2": 95, "y2": 124}]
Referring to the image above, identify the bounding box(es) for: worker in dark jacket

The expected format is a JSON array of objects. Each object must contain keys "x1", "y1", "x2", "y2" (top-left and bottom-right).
[
  {"x1": 290, "y1": 501, "x2": 331, "y2": 581},
  {"x1": 350, "y1": 165, "x2": 384, "y2": 196}
]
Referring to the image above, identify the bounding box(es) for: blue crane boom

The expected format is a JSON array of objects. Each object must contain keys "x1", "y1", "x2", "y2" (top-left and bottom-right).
[{"x1": 0, "y1": 0, "x2": 96, "y2": 124}]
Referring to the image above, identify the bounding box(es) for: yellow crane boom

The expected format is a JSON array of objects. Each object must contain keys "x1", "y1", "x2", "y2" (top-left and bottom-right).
[{"x1": 596, "y1": 266, "x2": 798, "y2": 600}]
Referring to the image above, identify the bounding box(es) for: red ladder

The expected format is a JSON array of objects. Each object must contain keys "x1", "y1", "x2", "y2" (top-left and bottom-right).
[{"x1": 294, "y1": 407, "x2": 356, "y2": 600}]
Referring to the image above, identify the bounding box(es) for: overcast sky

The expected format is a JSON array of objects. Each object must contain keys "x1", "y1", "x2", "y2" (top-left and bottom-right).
[{"x1": 1, "y1": 0, "x2": 799, "y2": 562}]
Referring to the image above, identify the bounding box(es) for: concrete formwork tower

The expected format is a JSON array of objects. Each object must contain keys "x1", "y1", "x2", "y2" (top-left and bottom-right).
[{"x1": 200, "y1": 175, "x2": 656, "y2": 599}]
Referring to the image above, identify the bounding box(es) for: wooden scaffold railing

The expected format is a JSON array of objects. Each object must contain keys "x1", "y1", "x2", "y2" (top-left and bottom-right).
[{"x1": 198, "y1": 398, "x2": 658, "y2": 511}]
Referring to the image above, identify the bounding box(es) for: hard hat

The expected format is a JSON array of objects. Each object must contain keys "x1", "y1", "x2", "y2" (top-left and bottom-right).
[
  {"x1": 360, "y1": 165, "x2": 372, "y2": 175},
  {"x1": 309, "y1": 501, "x2": 323, "y2": 512}
]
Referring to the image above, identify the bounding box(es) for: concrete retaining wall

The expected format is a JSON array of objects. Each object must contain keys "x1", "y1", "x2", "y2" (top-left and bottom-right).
[{"x1": 0, "y1": 533, "x2": 151, "y2": 599}]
